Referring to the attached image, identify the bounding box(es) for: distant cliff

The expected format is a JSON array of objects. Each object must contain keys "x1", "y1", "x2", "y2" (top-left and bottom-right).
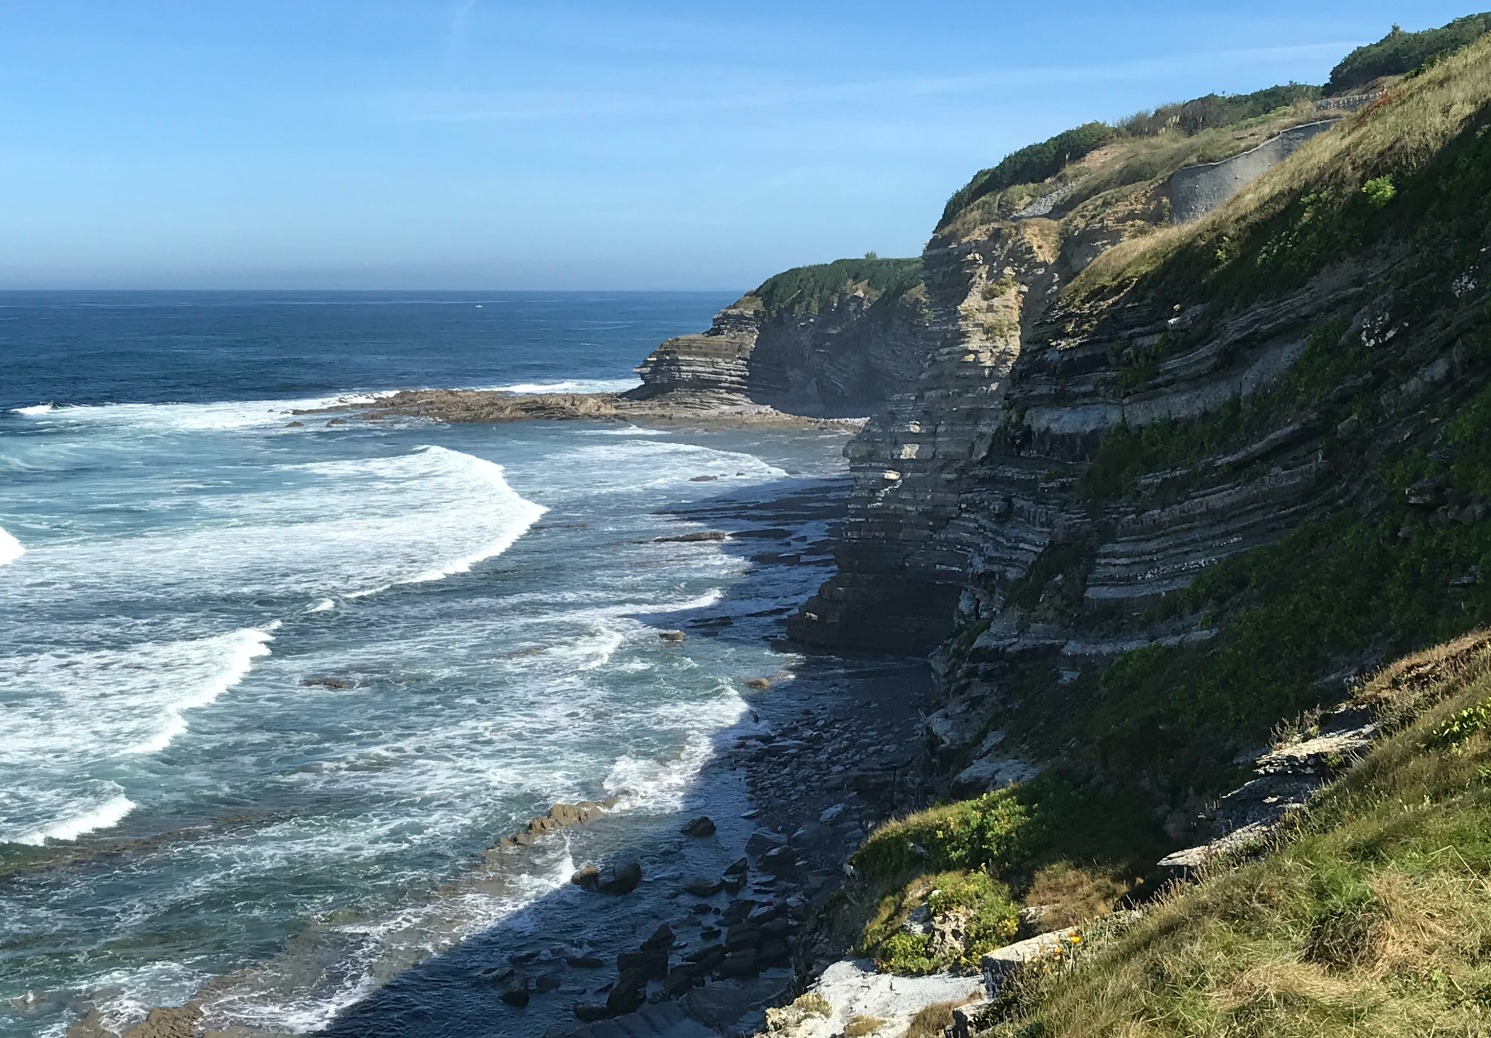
[{"x1": 627, "y1": 257, "x2": 930, "y2": 418}]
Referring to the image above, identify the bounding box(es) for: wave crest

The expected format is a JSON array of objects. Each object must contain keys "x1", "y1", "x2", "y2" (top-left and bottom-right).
[
  {"x1": 0, "y1": 524, "x2": 24, "y2": 566},
  {"x1": 13, "y1": 791, "x2": 136, "y2": 846}
]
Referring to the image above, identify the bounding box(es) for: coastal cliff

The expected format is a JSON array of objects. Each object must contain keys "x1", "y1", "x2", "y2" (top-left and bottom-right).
[
  {"x1": 835, "y1": 34, "x2": 1491, "y2": 799},
  {"x1": 756, "y1": 26, "x2": 1491, "y2": 1033},
  {"x1": 628, "y1": 257, "x2": 930, "y2": 418},
  {"x1": 788, "y1": 89, "x2": 1347, "y2": 655}
]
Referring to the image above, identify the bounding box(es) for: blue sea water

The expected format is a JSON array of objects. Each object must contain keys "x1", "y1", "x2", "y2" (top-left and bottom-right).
[{"x1": 0, "y1": 292, "x2": 853, "y2": 1037}]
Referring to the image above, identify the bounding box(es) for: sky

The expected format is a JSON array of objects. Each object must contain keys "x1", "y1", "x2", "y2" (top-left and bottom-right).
[{"x1": 0, "y1": 1, "x2": 1477, "y2": 291}]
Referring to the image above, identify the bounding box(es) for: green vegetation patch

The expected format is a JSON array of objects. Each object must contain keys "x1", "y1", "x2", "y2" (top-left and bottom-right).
[
  {"x1": 1328, "y1": 13, "x2": 1491, "y2": 93},
  {"x1": 862, "y1": 870, "x2": 1020, "y2": 973},
  {"x1": 941, "y1": 123, "x2": 1116, "y2": 226},
  {"x1": 747, "y1": 256, "x2": 921, "y2": 316},
  {"x1": 1118, "y1": 84, "x2": 1322, "y2": 138},
  {"x1": 848, "y1": 776, "x2": 1167, "y2": 974}
]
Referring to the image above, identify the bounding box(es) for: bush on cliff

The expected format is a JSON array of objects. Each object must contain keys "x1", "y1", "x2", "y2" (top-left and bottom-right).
[
  {"x1": 940, "y1": 122, "x2": 1116, "y2": 225},
  {"x1": 977, "y1": 634, "x2": 1491, "y2": 1037},
  {"x1": 862, "y1": 870, "x2": 1021, "y2": 973},
  {"x1": 1116, "y1": 83, "x2": 1322, "y2": 138}
]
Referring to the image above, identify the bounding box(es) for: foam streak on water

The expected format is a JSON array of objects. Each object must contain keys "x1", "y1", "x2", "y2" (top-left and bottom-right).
[{"x1": 14, "y1": 792, "x2": 137, "y2": 847}]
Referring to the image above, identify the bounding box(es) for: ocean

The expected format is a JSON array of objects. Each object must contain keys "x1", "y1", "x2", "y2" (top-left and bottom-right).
[{"x1": 0, "y1": 292, "x2": 857, "y2": 1037}]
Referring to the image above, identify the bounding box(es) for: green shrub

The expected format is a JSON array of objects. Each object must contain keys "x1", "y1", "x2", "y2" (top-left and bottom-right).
[
  {"x1": 1118, "y1": 84, "x2": 1322, "y2": 138},
  {"x1": 1361, "y1": 174, "x2": 1397, "y2": 207},
  {"x1": 941, "y1": 122, "x2": 1115, "y2": 225},
  {"x1": 863, "y1": 870, "x2": 1020, "y2": 974},
  {"x1": 853, "y1": 788, "x2": 1036, "y2": 883}
]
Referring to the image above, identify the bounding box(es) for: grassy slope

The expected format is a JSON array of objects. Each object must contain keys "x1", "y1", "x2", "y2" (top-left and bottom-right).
[
  {"x1": 979, "y1": 632, "x2": 1491, "y2": 1037},
  {"x1": 1070, "y1": 30, "x2": 1491, "y2": 308}
]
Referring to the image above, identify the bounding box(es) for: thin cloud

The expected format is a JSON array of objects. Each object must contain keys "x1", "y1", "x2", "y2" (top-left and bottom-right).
[{"x1": 445, "y1": 0, "x2": 478, "y2": 65}]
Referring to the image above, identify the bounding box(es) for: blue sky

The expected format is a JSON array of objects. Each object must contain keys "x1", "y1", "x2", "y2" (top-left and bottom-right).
[{"x1": 0, "y1": 2, "x2": 1475, "y2": 290}]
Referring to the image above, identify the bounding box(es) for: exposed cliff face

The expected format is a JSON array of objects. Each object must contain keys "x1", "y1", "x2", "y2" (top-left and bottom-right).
[
  {"x1": 795, "y1": 37, "x2": 1491, "y2": 801},
  {"x1": 789, "y1": 222, "x2": 1065, "y2": 652},
  {"x1": 628, "y1": 259, "x2": 931, "y2": 418},
  {"x1": 792, "y1": 144, "x2": 1180, "y2": 654}
]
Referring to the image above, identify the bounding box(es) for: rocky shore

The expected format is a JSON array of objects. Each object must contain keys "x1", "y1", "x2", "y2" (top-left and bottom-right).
[{"x1": 294, "y1": 388, "x2": 867, "y2": 431}]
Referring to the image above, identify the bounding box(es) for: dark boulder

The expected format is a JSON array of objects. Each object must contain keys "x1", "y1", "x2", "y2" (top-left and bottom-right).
[
  {"x1": 680, "y1": 816, "x2": 716, "y2": 838},
  {"x1": 597, "y1": 860, "x2": 643, "y2": 895}
]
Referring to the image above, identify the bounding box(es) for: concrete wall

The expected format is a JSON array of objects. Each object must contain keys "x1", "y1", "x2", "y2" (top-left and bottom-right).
[{"x1": 1169, "y1": 119, "x2": 1341, "y2": 224}]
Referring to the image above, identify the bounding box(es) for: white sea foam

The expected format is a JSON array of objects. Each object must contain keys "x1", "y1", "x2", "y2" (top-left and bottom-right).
[
  {"x1": 340, "y1": 445, "x2": 546, "y2": 597},
  {"x1": 0, "y1": 625, "x2": 280, "y2": 847},
  {"x1": 6, "y1": 393, "x2": 377, "y2": 434},
  {"x1": 126, "y1": 624, "x2": 278, "y2": 755},
  {"x1": 581, "y1": 424, "x2": 669, "y2": 436},
  {"x1": 478, "y1": 377, "x2": 641, "y2": 395},
  {"x1": 542, "y1": 626, "x2": 626, "y2": 671},
  {"x1": 543, "y1": 440, "x2": 790, "y2": 499},
  {"x1": 12, "y1": 790, "x2": 137, "y2": 846},
  {"x1": 0, "y1": 524, "x2": 24, "y2": 566},
  {"x1": 2, "y1": 444, "x2": 547, "y2": 608},
  {"x1": 604, "y1": 683, "x2": 751, "y2": 812}
]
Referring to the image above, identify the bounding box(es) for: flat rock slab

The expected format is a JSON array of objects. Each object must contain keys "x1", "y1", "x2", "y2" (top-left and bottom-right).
[
  {"x1": 758, "y1": 958, "x2": 981, "y2": 1038},
  {"x1": 981, "y1": 929, "x2": 1079, "y2": 997}
]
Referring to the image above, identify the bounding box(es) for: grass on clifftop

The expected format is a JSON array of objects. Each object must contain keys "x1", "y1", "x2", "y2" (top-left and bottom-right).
[
  {"x1": 976, "y1": 632, "x2": 1491, "y2": 1037},
  {"x1": 745, "y1": 256, "x2": 922, "y2": 316},
  {"x1": 937, "y1": 84, "x2": 1327, "y2": 235}
]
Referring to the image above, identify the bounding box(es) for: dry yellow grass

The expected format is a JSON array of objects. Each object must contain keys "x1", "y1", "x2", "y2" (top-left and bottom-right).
[
  {"x1": 902, "y1": 1000, "x2": 960, "y2": 1038},
  {"x1": 1022, "y1": 863, "x2": 1130, "y2": 930}
]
